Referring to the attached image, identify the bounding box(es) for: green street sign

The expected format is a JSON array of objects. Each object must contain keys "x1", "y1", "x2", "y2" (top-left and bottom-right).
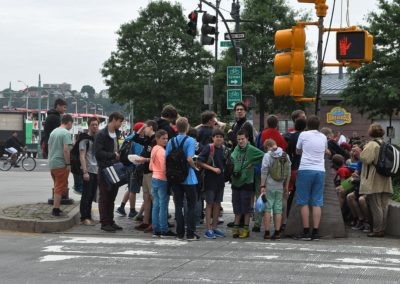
[
  {"x1": 227, "y1": 66, "x2": 242, "y2": 87},
  {"x1": 227, "y1": 89, "x2": 242, "y2": 109},
  {"x1": 220, "y1": 40, "x2": 233, "y2": 47}
]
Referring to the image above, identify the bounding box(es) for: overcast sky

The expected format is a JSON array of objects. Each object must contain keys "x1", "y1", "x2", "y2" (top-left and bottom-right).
[{"x1": 0, "y1": 0, "x2": 378, "y2": 92}]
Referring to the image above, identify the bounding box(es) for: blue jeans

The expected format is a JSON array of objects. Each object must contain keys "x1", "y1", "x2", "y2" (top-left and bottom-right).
[
  {"x1": 173, "y1": 184, "x2": 197, "y2": 238},
  {"x1": 152, "y1": 178, "x2": 168, "y2": 233}
]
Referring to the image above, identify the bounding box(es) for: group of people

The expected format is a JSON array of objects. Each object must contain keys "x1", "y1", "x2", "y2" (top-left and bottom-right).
[{"x1": 43, "y1": 97, "x2": 393, "y2": 241}]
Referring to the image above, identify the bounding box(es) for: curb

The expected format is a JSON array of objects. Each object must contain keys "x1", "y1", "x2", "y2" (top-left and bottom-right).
[
  {"x1": 0, "y1": 205, "x2": 80, "y2": 233},
  {"x1": 386, "y1": 200, "x2": 400, "y2": 237}
]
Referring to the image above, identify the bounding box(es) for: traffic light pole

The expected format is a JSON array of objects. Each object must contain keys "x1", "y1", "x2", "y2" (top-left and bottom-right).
[{"x1": 315, "y1": 16, "x2": 324, "y2": 116}]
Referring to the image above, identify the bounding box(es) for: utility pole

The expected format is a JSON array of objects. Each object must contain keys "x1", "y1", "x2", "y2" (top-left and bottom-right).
[
  {"x1": 37, "y1": 74, "x2": 42, "y2": 158},
  {"x1": 213, "y1": 0, "x2": 221, "y2": 112},
  {"x1": 231, "y1": 0, "x2": 241, "y2": 66},
  {"x1": 315, "y1": 16, "x2": 325, "y2": 116}
]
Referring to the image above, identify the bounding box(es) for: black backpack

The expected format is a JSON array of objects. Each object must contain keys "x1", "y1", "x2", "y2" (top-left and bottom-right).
[
  {"x1": 119, "y1": 138, "x2": 133, "y2": 166},
  {"x1": 70, "y1": 133, "x2": 91, "y2": 175},
  {"x1": 373, "y1": 140, "x2": 400, "y2": 177},
  {"x1": 166, "y1": 136, "x2": 189, "y2": 185}
]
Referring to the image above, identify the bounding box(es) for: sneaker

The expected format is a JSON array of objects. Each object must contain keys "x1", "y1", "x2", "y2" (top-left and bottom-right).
[
  {"x1": 153, "y1": 232, "x2": 161, "y2": 238},
  {"x1": 101, "y1": 224, "x2": 116, "y2": 232},
  {"x1": 300, "y1": 233, "x2": 312, "y2": 241},
  {"x1": 161, "y1": 231, "x2": 177, "y2": 238},
  {"x1": 116, "y1": 207, "x2": 127, "y2": 217},
  {"x1": 263, "y1": 231, "x2": 270, "y2": 240},
  {"x1": 135, "y1": 223, "x2": 149, "y2": 230},
  {"x1": 351, "y1": 220, "x2": 364, "y2": 230},
  {"x1": 367, "y1": 231, "x2": 385, "y2": 238},
  {"x1": 218, "y1": 217, "x2": 224, "y2": 225},
  {"x1": 271, "y1": 231, "x2": 281, "y2": 240},
  {"x1": 187, "y1": 233, "x2": 200, "y2": 241},
  {"x1": 81, "y1": 219, "x2": 95, "y2": 226},
  {"x1": 168, "y1": 222, "x2": 175, "y2": 228},
  {"x1": 51, "y1": 208, "x2": 66, "y2": 217},
  {"x1": 13, "y1": 164, "x2": 20, "y2": 168},
  {"x1": 144, "y1": 224, "x2": 153, "y2": 233},
  {"x1": 252, "y1": 225, "x2": 261, "y2": 233},
  {"x1": 128, "y1": 210, "x2": 138, "y2": 218},
  {"x1": 213, "y1": 228, "x2": 225, "y2": 238},
  {"x1": 227, "y1": 221, "x2": 235, "y2": 228},
  {"x1": 134, "y1": 214, "x2": 144, "y2": 222},
  {"x1": 311, "y1": 233, "x2": 320, "y2": 241},
  {"x1": 176, "y1": 235, "x2": 185, "y2": 241},
  {"x1": 239, "y1": 229, "x2": 249, "y2": 239},
  {"x1": 204, "y1": 229, "x2": 216, "y2": 239},
  {"x1": 362, "y1": 223, "x2": 371, "y2": 233},
  {"x1": 112, "y1": 223, "x2": 123, "y2": 230},
  {"x1": 232, "y1": 228, "x2": 240, "y2": 238},
  {"x1": 280, "y1": 224, "x2": 286, "y2": 232}
]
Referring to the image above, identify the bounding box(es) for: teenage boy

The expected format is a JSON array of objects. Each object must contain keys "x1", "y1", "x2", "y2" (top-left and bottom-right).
[
  {"x1": 79, "y1": 117, "x2": 100, "y2": 226},
  {"x1": 260, "y1": 139, "x2": 291, "y2": 240},
  {"x1": 231, "y1": 129, "x2": 264, "y2": 238},
  {"x1": 295, "y1": 115, "x2": 328, "y2": 241},
  {"x1": 48, "y1": 114, "x2": 73, "y2": 217},
  {"x1": 132, "y1": 120, "x2": 158, "y2": 232},
  {"x1": 95, "y1": 112, "x2": 124, "y2": 232},
  {"x1": 166, "y1": 117, "x2": 199, "y2": 241},
  {"x1": 197, "y1": 129, "x2": 226, "y2": 239}
]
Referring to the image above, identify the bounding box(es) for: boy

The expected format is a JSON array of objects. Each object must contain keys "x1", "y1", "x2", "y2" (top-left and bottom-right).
[
  {"x1": 231, "y1": 129, "x2": 264, "y2": 238},
  {"x1": 197, "y1": 129, "x2": 226, "y2": 239},
  {"x1": 260, "y1": 139, "x2": 291, "y2": 240}
]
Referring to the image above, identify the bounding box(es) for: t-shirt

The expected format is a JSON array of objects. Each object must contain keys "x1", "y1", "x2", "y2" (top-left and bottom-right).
[
  {"x1": 296, "y1": 130, "x2": 327, "y2": 172},
  {"x1": 196, "y1": 126, "x2": 213, "y2": 152},
  {"x1": 79, "y1": 138, "x2": 97, "y2": 174},
  {"x1": 150, "y1": 145, "x2": 166, "y2": 181},
  {"x1": 109, "y1": 131, "x2": 118, "y2": 153},
  {"x1": 165, "y1": 134, "x2": 198, "y2": 185},
  {"x1": 260, "y1": 128, "x2": 288, "y2": 151},
  {"x1": 198, "y1": 144, "x2": 225, "y2": 186},
  {"x1": 336, "y1": 166, "x2": 353, "y2": 179},
  {"x1": 48, "y1": 127, "x2": 73, "y2": 169}
]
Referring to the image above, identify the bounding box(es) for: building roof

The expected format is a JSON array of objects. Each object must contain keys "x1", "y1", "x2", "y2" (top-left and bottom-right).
[{"x1": 321, "y1": 72, "x2": 350, "y2": 100}]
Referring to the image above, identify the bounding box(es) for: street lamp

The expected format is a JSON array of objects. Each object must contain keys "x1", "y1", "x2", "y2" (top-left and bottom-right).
[
  {"x1": 17, "y1": 80, "x2": 29, "y2": 117},
  {"x1": 96, "y1": 104, "x2": 104, "y2": 116}
]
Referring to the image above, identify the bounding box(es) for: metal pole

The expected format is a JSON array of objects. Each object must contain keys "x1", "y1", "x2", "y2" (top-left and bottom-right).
[
  {"x1": 213, "y1": 0, "x2": 221, "y2": 112},
  {"x1": 234, "y1": 0, "x2": 240, "y2": 66},
  {"x1": 315, "y1": 16, "x2": 325, "y2": 116},
  {"x1": 37, "y1": 74, "x2": 42, "y2": 158},
  {"x1": 208, "y1": 76, "x2": 212, "y2": 110}
]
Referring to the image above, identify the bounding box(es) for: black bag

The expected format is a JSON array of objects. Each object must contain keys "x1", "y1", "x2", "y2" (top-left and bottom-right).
[
  {"x1": 102, "y1": 162, "x2": 128, "y2": 189},
  {"x1": 373, "y1": 140, "x2": 400, "y2": 177},
  {"x1": 70, "y1": 133, "x2": 91, "y2": 175},
  {"x1": 119, "y1": 138, "x2": 133, "y2": 166},
  {"x1": 166, "y1": 136, "x2": 189, "y2": 185},
  {"x1": 223, "y1": 146, "x2": 234, "y2": 182}
]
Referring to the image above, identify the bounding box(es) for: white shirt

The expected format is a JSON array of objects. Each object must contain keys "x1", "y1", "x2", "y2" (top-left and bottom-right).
[
  {"x1": 338, "y1": 134, "x2": 347, "y2": 145},
  {"x1": 296, "y1": 130, "x2": 327, "y2": 172}
]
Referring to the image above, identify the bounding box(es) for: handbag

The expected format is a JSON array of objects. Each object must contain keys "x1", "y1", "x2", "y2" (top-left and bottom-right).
[{"x1": 102, "y1": 162, "x2": 128, "y2": 189}]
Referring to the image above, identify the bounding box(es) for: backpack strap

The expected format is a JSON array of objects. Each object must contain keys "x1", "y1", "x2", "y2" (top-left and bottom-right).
[
  {"x1": 209, "y1": 143, "x2": 215, "y2": 158},
  {"x1": 178, "y1": 136, "x2": 189, "y2": 149}
]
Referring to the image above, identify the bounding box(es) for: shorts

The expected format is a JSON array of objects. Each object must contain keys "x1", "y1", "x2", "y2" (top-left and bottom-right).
[
  {"x1": 204, "y1": 175, "x2": 224, "y2": 204},
  {"x1": 264, "y1": 189, "x2": 283, "y2": 214},
  {"x1": 51, "y1": 167, "x2": 70, "y2": 195},
  {"x1": 142, "y1": 173, "x2": 152, "y2": 195},
  {"x1": 231, "y1": 183, "x2": 253, "y2": 215},
  {"x1": 128, "y1": 170, "x2": 141, "y2": 193},
  {"x1": 5, "y1": 147, "x2": 17, "y2": 154},
  {"x1": 295, "y1": 170, "x2": 325, "y2": 207}
]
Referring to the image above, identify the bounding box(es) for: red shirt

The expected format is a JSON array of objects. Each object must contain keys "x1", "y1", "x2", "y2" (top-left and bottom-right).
[
  {"x1": 261, "y1": 128, "x2": 287, "y2": 151},
  {"x1": 337, "y1": 166, "x2": 352, "y2": 179}
]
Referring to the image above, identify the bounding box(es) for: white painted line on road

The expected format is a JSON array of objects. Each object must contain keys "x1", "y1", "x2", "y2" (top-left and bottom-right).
[
  {"x1": 42, "y1": 245, "x2": 82, "y2": 254},
  {"x1": 336, "y1": 257, "x2": 400, "y2": 265},
  {"x1": 313, "y1": 263, "x2": 400, "y2": 272},
  {"x1": 39, "y1": 255, "x2": 81, "y2": 262},
  {"x1": 253, "y1": 255, "x2": 279, "y2": 259},
  {"x1": 40, "y1": 164, "x2": 47, "y2": 166},
  {"x1": 115, "y1": 250, "x2": 157, "y2": 255},
  {"x1": 61, "y1": 236, "x2": 186, "y2": 246}
]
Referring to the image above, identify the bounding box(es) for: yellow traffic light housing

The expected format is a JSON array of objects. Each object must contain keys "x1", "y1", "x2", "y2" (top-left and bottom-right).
[
  {"x1": 273, "y1": 25, "x2": 306, "y2": 97},
  {"x1": 336, "y1": 30, "x2": 373, "y2": 63}
]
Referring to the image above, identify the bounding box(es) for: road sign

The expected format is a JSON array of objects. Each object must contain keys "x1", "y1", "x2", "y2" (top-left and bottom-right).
[
  {"x1": 227, "y1": 89, "x2": 242, "y2": 109},
  {"x1": 220, "y1": 40, "x2": 233, "y2": 47},
  {"x1": 224, "y1": 32, "x2": 245, "y2": 40},
  {"x1": 227, "y1": 66, "x2": 242, "y2": 86}
]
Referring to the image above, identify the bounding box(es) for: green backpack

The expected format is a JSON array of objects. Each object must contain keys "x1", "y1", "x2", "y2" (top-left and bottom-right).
[{"x1": 270, "y1": 152, "x2": 290, "y2": 182}]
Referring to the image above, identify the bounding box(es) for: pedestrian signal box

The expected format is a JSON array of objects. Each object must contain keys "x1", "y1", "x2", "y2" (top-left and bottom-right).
[{"x1": 336, "y1": 30, "x2": 373, "y2": 63}]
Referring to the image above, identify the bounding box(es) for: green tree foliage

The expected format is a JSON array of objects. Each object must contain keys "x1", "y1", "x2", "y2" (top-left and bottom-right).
[
  {"x1": 342, "y1": 0, "x2": 400, "y2": 118},
  {"x1": 81, "y1": 85, "x2": 96, "y2": 99},
  {"x1": 214, "y1": 0, "x2": 315, "y2": 118},
  {"x1": 101, "y1": 1, "x2": 213, "y2": 122}
]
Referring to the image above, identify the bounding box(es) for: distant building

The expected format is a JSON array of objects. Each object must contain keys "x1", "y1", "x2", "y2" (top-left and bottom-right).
[{"x1": 43, "y1": 83, "x2": 71, "y2": 92}]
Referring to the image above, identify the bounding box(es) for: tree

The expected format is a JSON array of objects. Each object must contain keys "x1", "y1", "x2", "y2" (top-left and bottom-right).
[
  {"x1": 214, "y1": 0, "x2": 315, "y2": 122},
  {"x1": 101, "y1": 1, "x2": 213, "y2": 122},
  {"x1": 342, "y1": 0, "x2": 400, "y2": 120},
  {"x1": 81, "y1": 85, "x2": 96, "y2": 100}
]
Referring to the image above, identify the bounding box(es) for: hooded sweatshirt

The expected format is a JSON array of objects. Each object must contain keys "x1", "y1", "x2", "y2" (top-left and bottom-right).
[
  {"x1": 261, "y1": 147, "x2": 291, "y2": 191},
  {"x1": 44, "y1": 109, "x2": 61, "y2": 143},
  {"x1": 231, "y1": 143, "x2": 264, "y2": 187}
]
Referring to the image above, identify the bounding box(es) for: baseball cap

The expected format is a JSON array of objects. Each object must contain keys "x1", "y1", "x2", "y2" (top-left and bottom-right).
[{"x1": 133, "y1": 122, "x2": 144, "y2": 132}]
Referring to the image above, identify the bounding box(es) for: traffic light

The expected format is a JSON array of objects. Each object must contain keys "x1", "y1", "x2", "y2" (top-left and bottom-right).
[
  {"x1": 201, "y1": 12, "x2": 216, "y2": 45},
  {"x1": 336, "y1": 30, "x2": 373, "y2": 63},
  {"x1": 273, "y1": 25, "x2": 306, "y2": 98},
  {"x1": 187, "y1": 11, "x2": 198, "y2": 37}
]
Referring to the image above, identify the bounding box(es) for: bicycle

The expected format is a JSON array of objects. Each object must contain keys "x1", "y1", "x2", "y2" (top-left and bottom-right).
[{"x1": 0, "y1": 150, "x2": 36, "y2": 171}]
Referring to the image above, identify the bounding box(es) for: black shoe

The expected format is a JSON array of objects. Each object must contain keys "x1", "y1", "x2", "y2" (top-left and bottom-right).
[
  {"x1": 101, "y1": 225, "x2": 116, "y2": 232},
  {"x1": 128, "y1": 210, "x2": 138, "y2": 218},
  {"x1": 300, "y1": 233, "x2": 312, "y2": 241},
  {"x1": 112, "y1": 223, "x2": 123, "y2": 230},
  {"x1": 351, "y1": 220, "x2": 364, "y2": 231},
  {"x1": 187, "y1": 233, "x2": 200, "y2": 241},
  {"x1": 252, "y1": 226, "x2": 261, "y2": 233},
  {"x1": 168, "y1": 222, "x2": 175, "y2": 228},
  {"x1": 311, "y1": 233, "x2": 320, "y2": 241},
  {"x1": 161, "y1": 231, "x2": 177, "y2": 238},
  {"x1": 116, "y1": 207, "x2": 127, "y2": 217},
  {"x1": 227, "y1": 221, "x2": 235, "y2": 228},
  {"x1": 51, "y1": 208, "x2": 65, "y2": 217},
  {"x1": 13, "y1": 165, "x2": 20, "y2": 168},
  {"x1": 271, "y1": 231, "x2": 281, "y2": 240}
]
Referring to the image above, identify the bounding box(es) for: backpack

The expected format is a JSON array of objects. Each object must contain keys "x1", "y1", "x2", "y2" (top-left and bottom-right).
[
  {"x1": 223, "y1": 145, "x2": 234, "y2": 182},
  {"x1": 269, "y1": 152, "x2": 290, "y2": 182},
  {"x1": 166, "y1": 136, "x2": 189, "y2": 185},
  {"x1": 119, "y1": 139, "x2": 133, "y2": 166},
  {"x1": 70, "y1": 133, "x2": 91, "y2": 175},
  {"x1": 373, "y1": 140, "x2": 400, "y2": 177}
]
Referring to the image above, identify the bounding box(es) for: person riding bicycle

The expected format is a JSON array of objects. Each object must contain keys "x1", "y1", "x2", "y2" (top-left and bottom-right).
[{"x1": 5, "y1": 131, "x2": 25, "y2": 168}]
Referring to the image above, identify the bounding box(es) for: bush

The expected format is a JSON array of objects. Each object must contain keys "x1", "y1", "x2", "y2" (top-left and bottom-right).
[{"x1": 393, "y1": 176, "x2": 400, "y2": 202}]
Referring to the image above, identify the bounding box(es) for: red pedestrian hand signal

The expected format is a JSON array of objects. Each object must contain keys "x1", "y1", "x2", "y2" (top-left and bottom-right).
[{"x1": 339, "y1": 36, "x2": 352, "y2": 56}]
